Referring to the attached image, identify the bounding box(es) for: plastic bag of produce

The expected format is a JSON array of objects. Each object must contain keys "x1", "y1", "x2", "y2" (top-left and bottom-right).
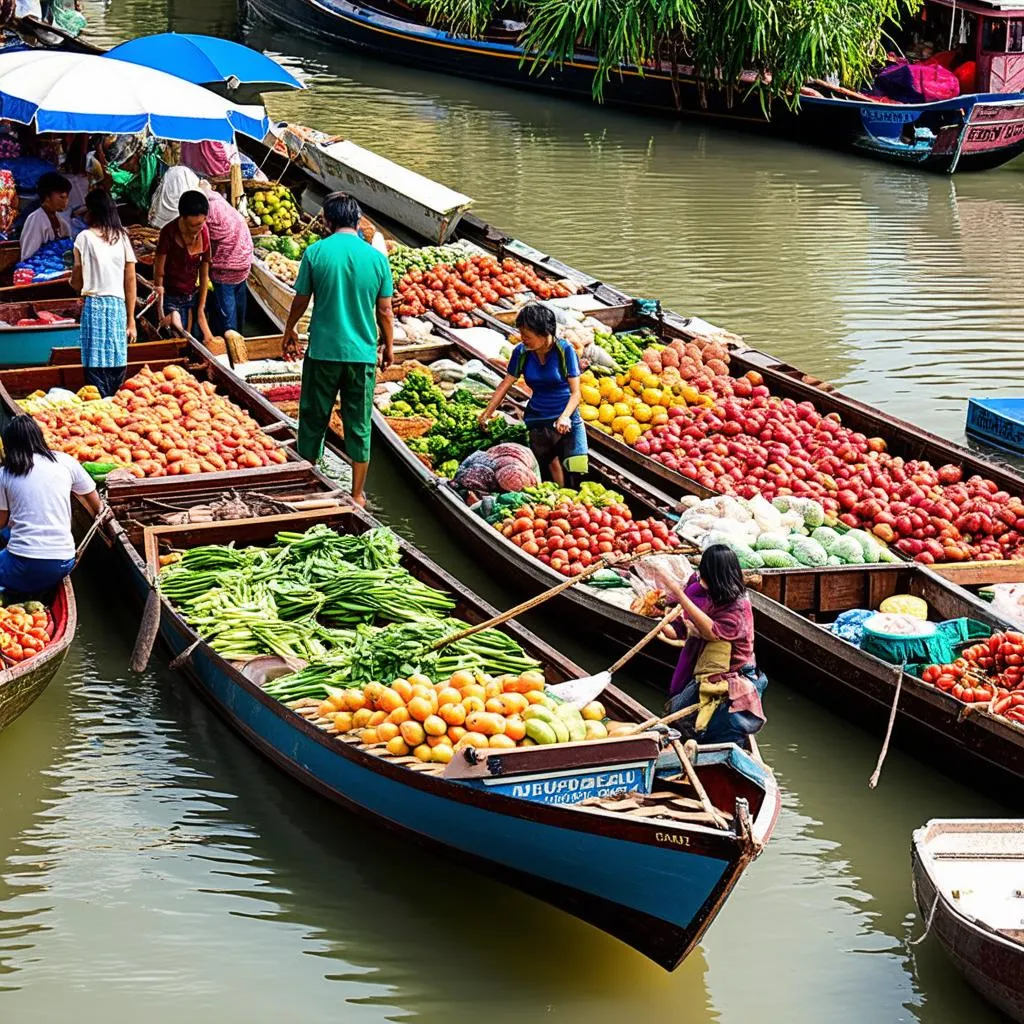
[
  {"x1": 989, "y1": 584, "x2": 1024, "y2": 630},
  {"x1": 729, "y1": 543, "x2": 764, "y2": 570},
  {"x1": 790, "y1": 536, "x2": 829, "y2": 567},
  {"x1": 831, "y1": 535, "x2": 866, "y2": 565},
  {"x1": 453, "y1": 450, "x2": 497, "y2": 493},
  {"x1": 879, "y1": 595, "x2": 929, "y2": 620},
  {"x1": 632, "y1": 553, "x2": 694, "y2": 596},
  {"x1": 754, "y1": 532, "x2": 792, "y2": 552},
  {"x1": 430, "y1": 359, "x2": 467, "y2": 382},
  {"x1": 760, "y1": 549, "x2": 800, "y2": 569},
  {"x1": 830, "y1": 609, "x2": 875, "y2": 646},
  {"x1": 773, "y1": 496, "x2": 826, "y2": 530},
  {"x1": 461, "y1": 359, "x2": 504, "y2": 387},
  {"x1": 811, "y1": 526, "x2": 841, "y2": 552},
  {"x1": 843, "y1": 529, "x2": 881, "y2": 563},
  {"x1": 746, "y1": 494, "x2": 783, "y2": 533}
]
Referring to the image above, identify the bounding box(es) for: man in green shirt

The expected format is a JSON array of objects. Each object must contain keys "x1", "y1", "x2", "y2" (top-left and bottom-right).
[{"x1": 282, "y1": 192, "x2": 394, "y2": 506}]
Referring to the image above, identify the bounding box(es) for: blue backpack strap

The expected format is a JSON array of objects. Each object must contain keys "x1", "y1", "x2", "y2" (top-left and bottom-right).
[{"x1": 509, "y1": 343, "x2": 527, "y2": 379}]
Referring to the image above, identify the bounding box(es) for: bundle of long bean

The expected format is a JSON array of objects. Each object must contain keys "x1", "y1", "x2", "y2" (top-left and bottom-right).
[{"x1": 159, "y1": 525, "x2": 542, "y2": 703}]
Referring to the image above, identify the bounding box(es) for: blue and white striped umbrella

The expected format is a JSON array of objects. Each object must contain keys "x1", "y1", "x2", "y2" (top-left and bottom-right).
[{"x1": 0, "y1": 49, "x2": 269, "y2": 143}]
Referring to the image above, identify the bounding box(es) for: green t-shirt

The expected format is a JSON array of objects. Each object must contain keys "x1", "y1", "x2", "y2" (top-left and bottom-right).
[{"x1": 294, "y1": 231, "x2": 394, "y2": 363}]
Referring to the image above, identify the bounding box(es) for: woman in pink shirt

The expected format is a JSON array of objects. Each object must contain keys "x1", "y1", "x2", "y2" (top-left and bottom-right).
[{"x1": 201, "y1": 185, "x2": 253, "y2": 334}]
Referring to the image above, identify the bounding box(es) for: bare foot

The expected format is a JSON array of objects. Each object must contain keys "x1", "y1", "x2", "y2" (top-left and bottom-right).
[{"x1": 351, "y1": 491, "x2": 366, "y2": 507}]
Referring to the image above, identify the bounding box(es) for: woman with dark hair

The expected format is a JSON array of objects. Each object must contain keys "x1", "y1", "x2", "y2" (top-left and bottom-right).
[
  {"x1": 71, "y1": 188, "x2": 138, "y2": 397},
  {"x1": 663, "y1": 544, "x2": 766, "y2": 744},
  {"x1": 20, "y1": 171, "x2": 72, "y2": 260},
  {"x1": 0, "y1": 417, "x2": 102, "y2": 594},
  {"x1": 154, "y1": 189, "x2": 212, "y2": 341},
  {"x1": 477, "y1": 302, "x2": 588, "y2": 488}
]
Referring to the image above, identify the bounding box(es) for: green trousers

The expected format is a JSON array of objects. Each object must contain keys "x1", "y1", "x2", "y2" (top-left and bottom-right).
[{"x1": 298, "y1": 357, "x2": 375, "y2": 464}]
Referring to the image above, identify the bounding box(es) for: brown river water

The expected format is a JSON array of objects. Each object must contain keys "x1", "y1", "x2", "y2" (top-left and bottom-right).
[{"x1": 2, "y1": 1, "x2": 1023, "y2": 1020}]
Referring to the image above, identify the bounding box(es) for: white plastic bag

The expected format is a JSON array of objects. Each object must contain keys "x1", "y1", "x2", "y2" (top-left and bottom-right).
[{"x1": 991, "y1": 584, "x2": 1024, "y2": 629}]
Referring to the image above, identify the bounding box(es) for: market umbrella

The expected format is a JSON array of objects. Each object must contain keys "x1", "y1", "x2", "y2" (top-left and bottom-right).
[
  {"x1": 106, "y1": 33, "x2": 303, "y2": 104},
  {"x1": 0, "y1": 49, "x2": 269, "y2": 142}
]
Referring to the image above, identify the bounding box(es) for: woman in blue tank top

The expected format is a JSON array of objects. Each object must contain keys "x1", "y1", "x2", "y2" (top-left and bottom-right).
[{"x1": 478, "y1": 303, "x2": 589, "y2": 487}]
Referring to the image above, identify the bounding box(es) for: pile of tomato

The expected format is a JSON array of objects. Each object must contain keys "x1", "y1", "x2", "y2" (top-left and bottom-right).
[
  {"x1": 494, "y1": 500, "x2": 681, "y2": 577},
  {"x1": 0, "y1": 601, "x2": 53, "y2": 662},
  {"x1": 919, "y1": 631, "x2": 1024, "y2": 724},
  {"x1": 394, "y1": 254, "x2": 572, "y2": 327}
]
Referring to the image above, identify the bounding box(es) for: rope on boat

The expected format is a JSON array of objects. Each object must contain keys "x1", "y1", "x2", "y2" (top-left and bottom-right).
[
  {"x1": 910, "y1": 887, "x2": 941, "y2": 946},
  {"x1": 868, "y1": 664, "x2": 905, "y2": 789}
]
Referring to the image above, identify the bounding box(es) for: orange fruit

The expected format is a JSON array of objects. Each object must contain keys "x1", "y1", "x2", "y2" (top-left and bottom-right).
[
  {"x1": 430, "y1": 744, "x2": 454, "y2": 764},
  {"x1": 359, "y1": 728, "x2": 379, "y2": 745},
  {"x1": 376, "y1": 721, "x2": 400, "y2": 743},
  {"x1": 466, "y1": 711, "x2": 506, "y2": 736},
  {"x1": 363, "y1": 682, "x2": 384, "y2": 706},
  {"x1": 485, "y1": 697, "x2": 505, "y2": 715},
  {"x1": 386, "y1": 736, "x2": 410, "y2": 757},
  {"x1": 423, "y1": 714, "x2": 447, "y2": 737},
  {"x1": 484, "y1": 680, "x2": 503, "y2": 700},
  {"x1": 408, "y1": 673, "x2": 433, "y2": 689},
  {"x1": 460, "y1": 683, "x2": 485, "y2": 701},
  {"x1": 504, "y1": 715, "x2": 526, "y2": 742},
  {"x1": 367, "y1": 710, "x2": 387, "y2": 727},
  {"x1": 439, "y1": 703, "x2": 466, "y2": 727},
  {"x1": 392, "y1": 679, "x2": 413, "y2": 702},
  {"x1": 407, "y1": 696, "x2": 434, "y2": 723},
  {"x1": 488, "y1": 734, "x2": 516, "y2": 750},
  {"x1": 344, "y1": 690, "x2": 367, "y2": 712},
  {"x1": 387, "y1": 706, "x2": 410, "y2": 725},
  {"x1": 461, "y1": 695, "x2": 485, "y2": 714},
  {"x1": 455, "y1": 732, "x2": 489, "y2": 750},
  {"x1": 400, "y1": 720, "x2": 426, "y2": 747},
  {"x1": 376, "y1": 687, "x2": 404, "y2": 713},
  {"x1": 447, "y1": 726, "x2": 467, "y2": 743},
  {"x1": 449, "y1": 669, "x2": 475, "y2": 690},
  {"x1": 352, "y1": 708, "x2": 373, "y2": 729},
  {"x1": 413, "y1": 743, "x2": 433, "y2": 762},
  {"x1": 436, "y1": 687, "x2": 462, "y2": 707},
  {"x1": 332, "y1": 712, "x2": 353, "y2": 734}
]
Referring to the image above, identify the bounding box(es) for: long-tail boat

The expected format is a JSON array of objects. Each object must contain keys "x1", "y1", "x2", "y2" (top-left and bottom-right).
[
  {"x1": 241, "y1": 0, "x2": 1024, "y2": 173},
  {"x1": 0, "y1": 577, "x2": 76, "y2": 735},
  {"x1": 97, "y1": 500, "x2": 779, "y2": 970}
]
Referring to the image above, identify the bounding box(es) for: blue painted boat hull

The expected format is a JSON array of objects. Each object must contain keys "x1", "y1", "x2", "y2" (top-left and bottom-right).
[
  {"x1": 0, "y1": 325, "x2": 80, "y2": 368},
  {"x1": 966, "y1": 398, "x2": 1024, "y2": 457},
  {"x1": 109, "y1": 517, "x2": 778, "y2": 969}
]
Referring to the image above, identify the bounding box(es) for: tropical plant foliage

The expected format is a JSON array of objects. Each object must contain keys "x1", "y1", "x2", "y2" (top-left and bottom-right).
[{"x1": 407, "y1": 0, "x2": 921, "y2": 109}]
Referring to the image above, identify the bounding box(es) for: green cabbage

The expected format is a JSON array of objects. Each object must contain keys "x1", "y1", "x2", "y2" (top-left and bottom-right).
[
  {"x1": 729, "y1": 543, "x2": 765, "y2": 570},
  {"x1": 827, "y1": 555, "x2": 844, "y2": 566}
]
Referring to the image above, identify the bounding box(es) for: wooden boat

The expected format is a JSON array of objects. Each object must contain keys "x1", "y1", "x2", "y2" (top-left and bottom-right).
[
  {"x1": 911, "y1": 819, "x2": 1024, "y2": 1022},
  {"x1": 0, "y1": 297, "x2": 81, "y2": 367},
  {"x1": 0, "y1": 577, "x2": 76, "y2": 735},
  {"x1": 966, "y1": 397, "x2": 1024, "y2": 457},
  {"x1": 242, "y1": 0, "x2": 1024, "y2": 174},
  {"x1": 265, "y1": 123, "x2": 474, "y2": 244},
  {"x1": 102, "y1": 502, "x2": 778, "y2": 969}
]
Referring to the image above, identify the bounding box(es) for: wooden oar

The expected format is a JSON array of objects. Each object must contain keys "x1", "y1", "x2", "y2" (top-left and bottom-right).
[
  {"x1": 428, "y1": 554, "x2": 631, "y2": 652},
  {"x1": 673, "y1": 737, "x2": 729, "y2": 830},
  {"x1": 130, "y1": 528, "x2": 162, "y2": 674},
  {"x1": 547, "y1": 605, "x2": 684, "y2": 707}
]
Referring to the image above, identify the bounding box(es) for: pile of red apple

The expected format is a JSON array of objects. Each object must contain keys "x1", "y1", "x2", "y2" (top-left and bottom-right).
[
  {"x1": 630, "y1": 386, "x2": 1024, "y2": 563},
  {"x1": 494, "y1": 501, "x2": 680, "y2": 576}
]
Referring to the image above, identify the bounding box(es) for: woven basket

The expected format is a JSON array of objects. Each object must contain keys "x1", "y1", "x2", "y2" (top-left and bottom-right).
[{"x1": 378, "y1": 359, "x2": 434, "y2": 383}]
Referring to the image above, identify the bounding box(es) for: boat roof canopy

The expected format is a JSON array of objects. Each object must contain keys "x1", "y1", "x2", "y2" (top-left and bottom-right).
[{"x1": 929, "y1": 0, "x2": 1024, "y2": 17}]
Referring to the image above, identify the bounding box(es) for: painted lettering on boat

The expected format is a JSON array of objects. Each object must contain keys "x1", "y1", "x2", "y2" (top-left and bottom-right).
[
  {"x1": 655, "y1": 832, "x2": 691, "y2": 847},
  {"x1": 479, "y1": 764, "x2": 651, "y2": 805}
]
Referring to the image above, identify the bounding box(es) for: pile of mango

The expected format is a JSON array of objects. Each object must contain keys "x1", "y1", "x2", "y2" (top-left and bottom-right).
[{"x1": 578, "y1": 364, "x2": 712, "y2": 446}]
